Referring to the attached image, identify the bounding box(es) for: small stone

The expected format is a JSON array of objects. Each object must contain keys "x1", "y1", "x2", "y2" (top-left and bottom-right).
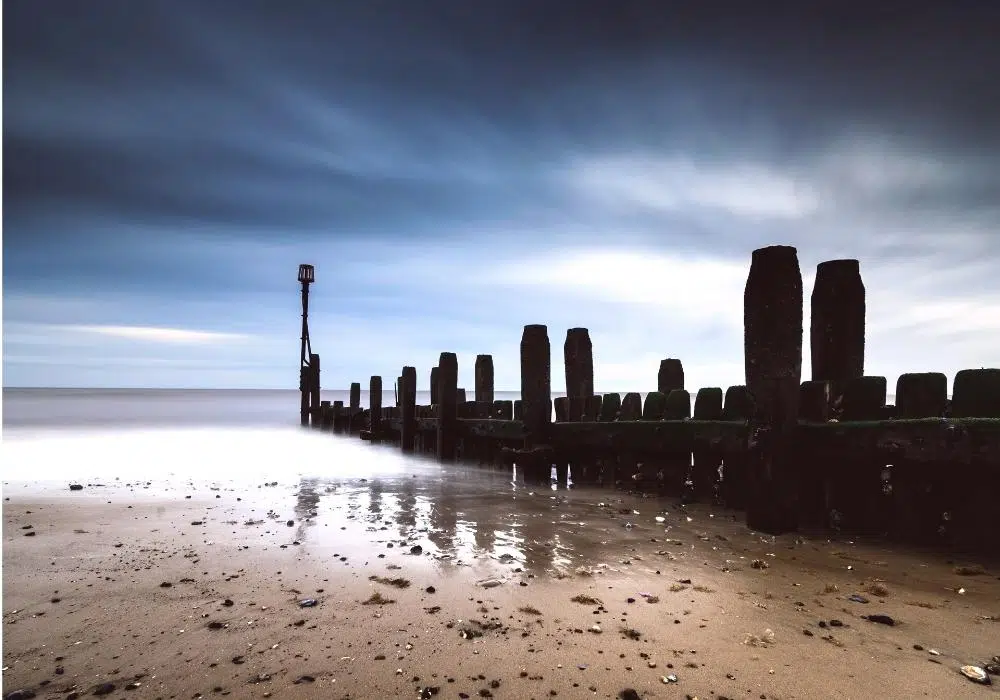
[
  {"x1": 864, "y1": 614, "x2": 895, "y2": 626},
  {"x1": 4, "y1": 690, "x2": 37, "y2": 700},
  {"x1": 425, "y1": 586, "x2": 436, "y2": 594},
  {"x1": 69, "y1": 484, "x2": 84, "y2": 491},
  {"x1": 286, "y1": 520, "x2": 294, "y2": 527},
  {"x1": 92, "y1": 683, "x2": 116, "y2": 696},
  {"x1": 410, "y1": 545, "x2": 423, "y2": 555},
  {"x1": 159, "y1": 582, "x2": 172, "y2": 588},
  {"x1": 293, "y1": 675, "x2": 315, "y2": 684},
  {"x1": 298, "y1": 598, "x2": 318, "y2": 608}
]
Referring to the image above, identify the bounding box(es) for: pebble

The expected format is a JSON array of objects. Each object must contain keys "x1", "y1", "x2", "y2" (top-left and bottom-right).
[{"x1": 960, "y1": 665, "x2": 991, "y2": 685}]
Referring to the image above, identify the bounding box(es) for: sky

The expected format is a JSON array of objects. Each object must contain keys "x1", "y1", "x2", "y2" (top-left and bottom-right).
[{"x1": 4, "y1": 1, "x2": 1000, "y2": 393}]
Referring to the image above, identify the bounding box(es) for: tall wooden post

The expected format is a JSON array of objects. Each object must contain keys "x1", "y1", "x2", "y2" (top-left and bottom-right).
[
  {"x1": 521, "y1": 325, "x2": 552, "y2": 442},
  {"x1": 564, "y1": 328, "x2": 594, "y2": 421},
  {"x1": 369, "y1": 376, "x2": 382, "y2": 439},
  {"x1": 437, "y1": 353, "x2": 459, "y2": 462},
  {"x1": 400, "y1": 367, "x2": 417, "y2": 453},
  {"x1": 744, "y1": 245, "x2": 803, "y2": 534},
  {"x1": 475, "y1": 355, "x2": 495, "y2": 404},
  {"x1": 810, "y1": 259, "x2": 865, "y2": 402}
]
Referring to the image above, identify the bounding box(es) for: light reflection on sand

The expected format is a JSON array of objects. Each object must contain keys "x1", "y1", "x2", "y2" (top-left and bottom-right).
[{"x1": 2, "y1": 426, "x2": 690, "y2": 578}]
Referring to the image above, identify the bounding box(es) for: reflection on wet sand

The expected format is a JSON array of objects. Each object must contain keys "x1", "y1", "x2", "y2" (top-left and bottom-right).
[{"x1": 279, "y1": 458, "x2": 686, "y2": 579}]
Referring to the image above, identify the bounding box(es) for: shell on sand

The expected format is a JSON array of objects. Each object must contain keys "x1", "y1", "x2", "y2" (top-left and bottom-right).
[{"x1": 960, "y1": 665, "x2": 991, "y2": 684}]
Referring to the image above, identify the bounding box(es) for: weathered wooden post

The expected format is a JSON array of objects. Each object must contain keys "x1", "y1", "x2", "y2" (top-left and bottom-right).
[
  {"x1": 437, "y1": 353, "x2": 459, "y2": 462},
  {"x1": 520, "y1": 325, "x2": 551, "y2": 482},
  {"x1": 563, "y1": 328, "x2": 594, "y2": 481},
  {"x1": 430, "y1": 366, "x2": 440, "y2": 405},
  {"x1": 348, "y1": 381, "x2": 361, "y2": 433},
  {"x1": 369, "y1": 376, "x2": 382, "y2": 440},
  {"x1": 400, "y1": 367, "x2": 417, "y2": 453},
  {"x1": 658, "y1": 359, "x2": 684, "y2": 395},
  {"x1": 456, "y1": 387, "x2": 467, "y2": 404},
  {"x1": 332, "y1": 400, "x2": 344, "y2": 434},
  {"x1": 309, "y1": 354, "x2": 321, "y2": 427},
  {"x1": 811, "y1": 259, "x2": 865, "y2": 403},
  {"x1": 655, "y1": 359, "x2": 687, "y2": 492},
  {"x1": 564, "y1": 328, "x2": 594, "y2": 420},
  {"x1": 744, "y1": 245, "x2": 802, "y2": 534},
  {"x1": 691, "y1": 387, "x2": 723, "y2": 500},
  {"x1": 475, "y1": 355, "x2": 495, "y2": 404},
  {"x1": 950, "y1": 369, "x2": 1000, "y2": 554},
  {"x1": 720, "y1": 386, "x2": 753, "y2": 508},
  {"x1": 797, "y1": 380, "x2": 832, "y2": 528}
]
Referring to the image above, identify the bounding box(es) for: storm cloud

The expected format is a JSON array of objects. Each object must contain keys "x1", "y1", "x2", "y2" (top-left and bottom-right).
[{"x1": 4, "y1": 1, "x2": 999, "y2": 389}]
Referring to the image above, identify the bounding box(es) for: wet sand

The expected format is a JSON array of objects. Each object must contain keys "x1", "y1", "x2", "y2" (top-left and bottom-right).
[{"x1": 4, "y1": 455, "x2": 999, "y2": 699}]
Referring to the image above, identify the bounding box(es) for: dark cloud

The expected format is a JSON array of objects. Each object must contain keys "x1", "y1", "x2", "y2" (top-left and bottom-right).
[{"x1": 5, "y1": 0, "x2": 1000, "y2": 296}]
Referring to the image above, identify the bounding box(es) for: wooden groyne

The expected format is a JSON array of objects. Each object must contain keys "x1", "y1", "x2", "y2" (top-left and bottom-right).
[{"x1": 298, "y1": 246, "x2": 1000, "y2": 555}]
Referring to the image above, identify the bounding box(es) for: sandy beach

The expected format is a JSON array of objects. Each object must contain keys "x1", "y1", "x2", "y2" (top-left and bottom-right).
[{"x1": 3, "y1": 458, "x2": 998, "y2": 700}]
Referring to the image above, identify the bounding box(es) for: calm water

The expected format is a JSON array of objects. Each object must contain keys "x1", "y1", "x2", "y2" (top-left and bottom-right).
[{"x1": 0, "y1": 388, "x2": 657, "y2": 576}]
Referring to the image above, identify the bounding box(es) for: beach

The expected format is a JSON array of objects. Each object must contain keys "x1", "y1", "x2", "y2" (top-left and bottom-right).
[{"x1": 4, "y1": 435, "x2": 998, "y2": 699}]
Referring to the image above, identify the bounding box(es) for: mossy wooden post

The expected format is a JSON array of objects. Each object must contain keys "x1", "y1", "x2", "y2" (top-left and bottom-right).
[
  {"x1": 830, "y1": 376, "x2": 886, "y2": 534},
  {"x1": 692, "y1": 387, "x2": 723, "y2": 501},
  {"x1": 400, "y1": 367, "x2": 417, "y2": 453},
  {"x1": 475, "y1": 355, "x2": 495, "y2": 404},
  {"x1": 661, "y1": 389, "x2": 691, "y2": 494},
  {"x1": 720, "y1": 386, "x2": 752, "y2": 508},
  {"x1": 437, "y1": 352, "x2": 459, "y2": 463},
  {"x1": 656, "y1": 359, "x2": 687, "y2": 492},
  {"x1": 309, "y1": 354, "x2": 321, "y2": 427},
  {"x1": 946, "y1": 369, "x2": 1000, "y2": 548},
  {"x1": 658, "y1": 359, "x2": 684, "y2": 395},
  {"x1": 811, "y1": 260, "x2": 865, "y2": 404},
  {"x1": 369, "y1": 376, "x2": 382, "y2": 441},
  {"x1": 797, "y1": 380, "x2": 831, "y2": 528},
  {"x1": 891, "y1": 372, "x2": 947, "y2": 543},
  {"x1": 600, "y1": 393, "x2": 622, "y2": 485},
  {"x1": 520, "y1": 325, "x2": 552, "y2": 483},
  {"x1": 744, "y1": 245, "x2": 802, "y2": 534}
]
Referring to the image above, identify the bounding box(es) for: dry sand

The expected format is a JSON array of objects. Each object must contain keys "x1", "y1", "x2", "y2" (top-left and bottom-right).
[{"x1": 3, "y1": 472, "x2": 999, "y2": 699}]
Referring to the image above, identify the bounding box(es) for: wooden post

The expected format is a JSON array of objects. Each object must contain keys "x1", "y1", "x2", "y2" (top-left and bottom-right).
[
  {"x1": 430, "y1": 366, "x2": 440, "y2": 406},
  {"x1": 300, "y1": 364, "x2": 310, "y2": 427},
  {"x1": 811, "y1": 259, "x2": 865, "y2": 403},
  {"x1": 332, "y1": 400, "x2": 344, "y2": 434},
  {"x1": 520, "y1": 325, "x2": 551, "y2": 482},
  {"x1": 797, "y1": 380, "x2": 831, "y2": 528},
  {"x1": 744, "y1": 245, "x2": 802, "y2": 534},
  {"x1": 691, "y1": 387, "x2": 723, "y2": 501},
  {"x1": 369, "y1": 376, "x2": 382, "y2": 440},
  {"x1": 475, "y1": 355, "x2": 495, "y2": 404},
  {"x1": 456, "y1": 387, "x2": 467, "y2": 404},
  {"x1": 949, "y1": 368, "x2": 1000, "y2": 555},
  {"x1": 720, "y1": 386, "x2": 752, "y2": 509},
  {"x1": 564, "y1": 328, "x2": 594, "y2": 420},
  {"x1": 400, "y1": 367, "x2": 416, "y2": 453},
  {"x1": 658, "y1": 358, "x2": 684, "y2": 394},
  {"x1": 348, "y1": 380, "x2": 361, "y2": 433},
  {"x1": 661, "y1": 389, "x2": 691, "y2": 494},
  {"x1": 309, "y1": 354, "x2": 321, "y2": 427},
  {"x1": 437, "y1": 353, "x2": 459, "y2": 462}
]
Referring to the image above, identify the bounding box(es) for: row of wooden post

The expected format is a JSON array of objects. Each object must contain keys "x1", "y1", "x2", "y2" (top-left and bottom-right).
[{"x1": 306, "y1": 245, "x2": 1000, "y2": 545}]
